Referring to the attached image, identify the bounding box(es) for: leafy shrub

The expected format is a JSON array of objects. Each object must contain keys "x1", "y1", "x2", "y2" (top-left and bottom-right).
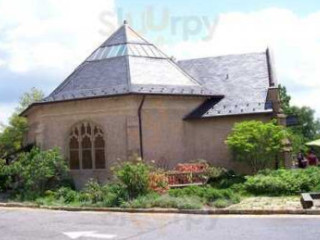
[
  {"x1": 80, "y1": 180, "x2": 128, "y2": 207},
  {"x1": 169, "y1": 185, "x2": 240, "y2": 204},
  {"x1": 245, "y1": 167, "x2": 320, "y2": 196},
  {"x1": 54, "y1": 187, "x2": 78, "y2": 203},
  {"x1": 82, "y1": 179, "x2": 105, "y2": 203},
  {"x1": 205, "y1": 166, "x2": 226, "y2": 182},
  {"x1": 123, "y1": 193, "x2": 203, "y2": 209},
  {"x1": 114, "y1": 158, "x2": 150, "y2": 199},
  {"x1": 209, "y1": 169, "x2": 246, "y2": 190},
  {"x1": 103, "y1": 183, "x2": 129, "y2": 207},
  {"x1": 9, "y1": 147, "x2": 71, "y2": 199},
  {"x1": 35, "y1": 187, "x2": 80, "y2": 207},
  {"x1": 212, "y1": 199, "x2": 230, "y2": 209},
  {"x1": 36, "y1": 180, "x2": 129, "y2": 208}
]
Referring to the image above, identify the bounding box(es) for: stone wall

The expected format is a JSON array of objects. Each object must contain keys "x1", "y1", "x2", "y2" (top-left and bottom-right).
[
  {"x1": 26, "y1": 96, "x2": 143, "y2": 188},
  {"x1": 25, "y1": 95, "x2": 274, "y2": 188},
  {"x1": 141, "y1": 96, "x2": 272, "y2": 172}
]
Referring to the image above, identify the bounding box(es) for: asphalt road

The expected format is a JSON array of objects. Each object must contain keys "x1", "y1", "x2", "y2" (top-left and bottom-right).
[{"x1": 0, "y1": 208, "x2": 320, "y2": 240}]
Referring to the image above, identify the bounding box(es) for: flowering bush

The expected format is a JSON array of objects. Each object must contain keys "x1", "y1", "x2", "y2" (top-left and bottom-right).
[
  {"x1": 175, "y1": 163, "x2": 208, "y2": 172},
  {"x1": 167, "y1": 162, "x2": 210, "y2": 185},
  {"x1": 148, "y1": 172, "x2": 169, "y2": 194}
]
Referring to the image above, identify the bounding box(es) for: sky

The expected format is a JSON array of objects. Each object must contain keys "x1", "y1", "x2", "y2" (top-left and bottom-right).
[{"x1": 1, "y1": 0, "x2": 320, "y2": 125}]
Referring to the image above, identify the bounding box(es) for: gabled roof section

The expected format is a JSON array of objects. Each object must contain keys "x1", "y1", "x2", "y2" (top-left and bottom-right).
[
  {"x1": 44, "y1": 23, "x2": 214, "y2": 103},
  {"x1": 179, "y1": 51, "x2": 274, "y2": 118}
]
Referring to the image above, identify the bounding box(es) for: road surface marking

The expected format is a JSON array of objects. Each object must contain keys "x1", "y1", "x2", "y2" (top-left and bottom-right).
[{"x1": 63, "y1": 231, "x2": 116, "y2": 239}]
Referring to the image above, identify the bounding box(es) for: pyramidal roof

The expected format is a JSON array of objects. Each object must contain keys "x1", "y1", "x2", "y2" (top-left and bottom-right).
[{"x1": 44, "y1": 23, "x2": 215, "y2": 103}]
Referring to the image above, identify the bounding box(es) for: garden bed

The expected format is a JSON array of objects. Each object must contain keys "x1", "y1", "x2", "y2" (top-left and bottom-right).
[{"x1": 2, "y1": 148, "x2": 320, "y2": 212}]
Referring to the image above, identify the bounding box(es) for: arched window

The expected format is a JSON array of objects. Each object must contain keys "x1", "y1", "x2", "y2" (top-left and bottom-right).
[{"x1": 69, "y1": 122, "x2": 106, "y2": 170}]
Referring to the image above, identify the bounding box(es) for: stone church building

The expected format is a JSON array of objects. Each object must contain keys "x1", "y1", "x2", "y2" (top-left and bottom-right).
[{"x1": 22, "y1": 23, "x2": 282, "y2": 187}]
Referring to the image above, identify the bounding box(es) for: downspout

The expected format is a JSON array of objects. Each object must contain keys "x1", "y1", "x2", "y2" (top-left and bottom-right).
[{"x1": 138, "y1": 96, "x2": 146, "y2": 159}]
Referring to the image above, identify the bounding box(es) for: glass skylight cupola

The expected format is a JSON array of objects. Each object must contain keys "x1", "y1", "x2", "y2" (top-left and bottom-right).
[{"x1": 87, "y1": 43, "x2": 166, "y2": 61}]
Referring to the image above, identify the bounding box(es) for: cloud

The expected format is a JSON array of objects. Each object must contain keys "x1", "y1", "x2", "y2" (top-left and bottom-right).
[
  {"x1": 162, "y1": 8, "x2": 320, "y2": 118},
  {"x1": 0, "y1": 0, "x2": 117, "y2": 124},
  {"x1": 1, "y1": 4, "x2": 320, "y2": 125},
  {"x1": 0, "y1": 0, "x2": 117, "y2": 73},
  {"x1": 0, "y1": 103, "x2": 17, "y2": 126}
]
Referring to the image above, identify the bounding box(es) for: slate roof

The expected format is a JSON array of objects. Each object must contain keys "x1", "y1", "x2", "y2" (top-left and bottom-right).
[
  {"x1": 25, "y1": 22, "x2": 276, "y2": 120},
  {"x1": 178, "y1": 52, "x2": 274, "y2": 118},
  {"x1": 43, "y1": 23, "x2": 215, "y2": 103}
]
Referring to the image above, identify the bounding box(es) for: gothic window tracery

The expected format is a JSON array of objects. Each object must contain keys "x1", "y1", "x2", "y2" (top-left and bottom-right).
[{"x1": 69, "y1": 122, "x2": 105, "y2": 170}]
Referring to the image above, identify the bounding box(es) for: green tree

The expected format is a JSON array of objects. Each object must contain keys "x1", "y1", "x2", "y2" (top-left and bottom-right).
[
  {"x1": 0, "y1": 116, "x2": 28, "y2": 158},
  {"x1": 288, "y1": 106, "x2": 320, "y2": 140},
  {"x1": 0, "y1": 88, "x2": 44, "y2": 158},
  {"x1": 226, "y1": 120, "x2": 289, "y2": 173},
  {"x1": 279, "y1": 85, "x2": 320, "y2": 149},
  {"x1": 278, "y1": 84, "x2": 291, "y2": 113},
  {"x1": 16, "y1": 87, "x2": 44, "y2": 113}
]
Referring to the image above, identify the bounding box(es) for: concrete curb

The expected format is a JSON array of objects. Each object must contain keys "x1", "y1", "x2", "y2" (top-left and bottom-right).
[{"x1": 1, "y1": 202, "x2": 320, "y2": 215}]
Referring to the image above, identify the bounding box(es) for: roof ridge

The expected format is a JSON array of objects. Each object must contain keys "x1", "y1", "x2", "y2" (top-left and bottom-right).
[
  {"x1": 148, "y1": 41, "x2": 206, "y2": 88},
  {"x1": 124, "y1": 24, "x2": 129, "y2": 44},
  {"x1": 125, "y1": 55, "x2": 132, "y2": 92},
  {"x1": 178, "y1": 51, "x2": 267, "y2": 62},
  {"x1": 166, "y1": 58, "x2": 206, "y2": 88},
  {"x1": 99, "y1": 24, "x2": 124, "y2": 47},
  {"x1": 126, "y1": 24, "x2": 151, "y2": 45},
  {"x1": 101, "y1": 23, "x2": 152, "y2": 47}
]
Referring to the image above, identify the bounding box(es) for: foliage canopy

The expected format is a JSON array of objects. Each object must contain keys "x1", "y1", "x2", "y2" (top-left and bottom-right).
[
  {"x1": 279, "y1": 85, "x2": 320, "y2": 150},
  {"x1": 226, "y1": 120, "x2": 288, "y2": 173},
  {"x1": 8, "y1": 147, "x2": 71, "y2": 199},
  {"x1": 0, "y1": 88, "x2": 44, "y2": 158}
]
